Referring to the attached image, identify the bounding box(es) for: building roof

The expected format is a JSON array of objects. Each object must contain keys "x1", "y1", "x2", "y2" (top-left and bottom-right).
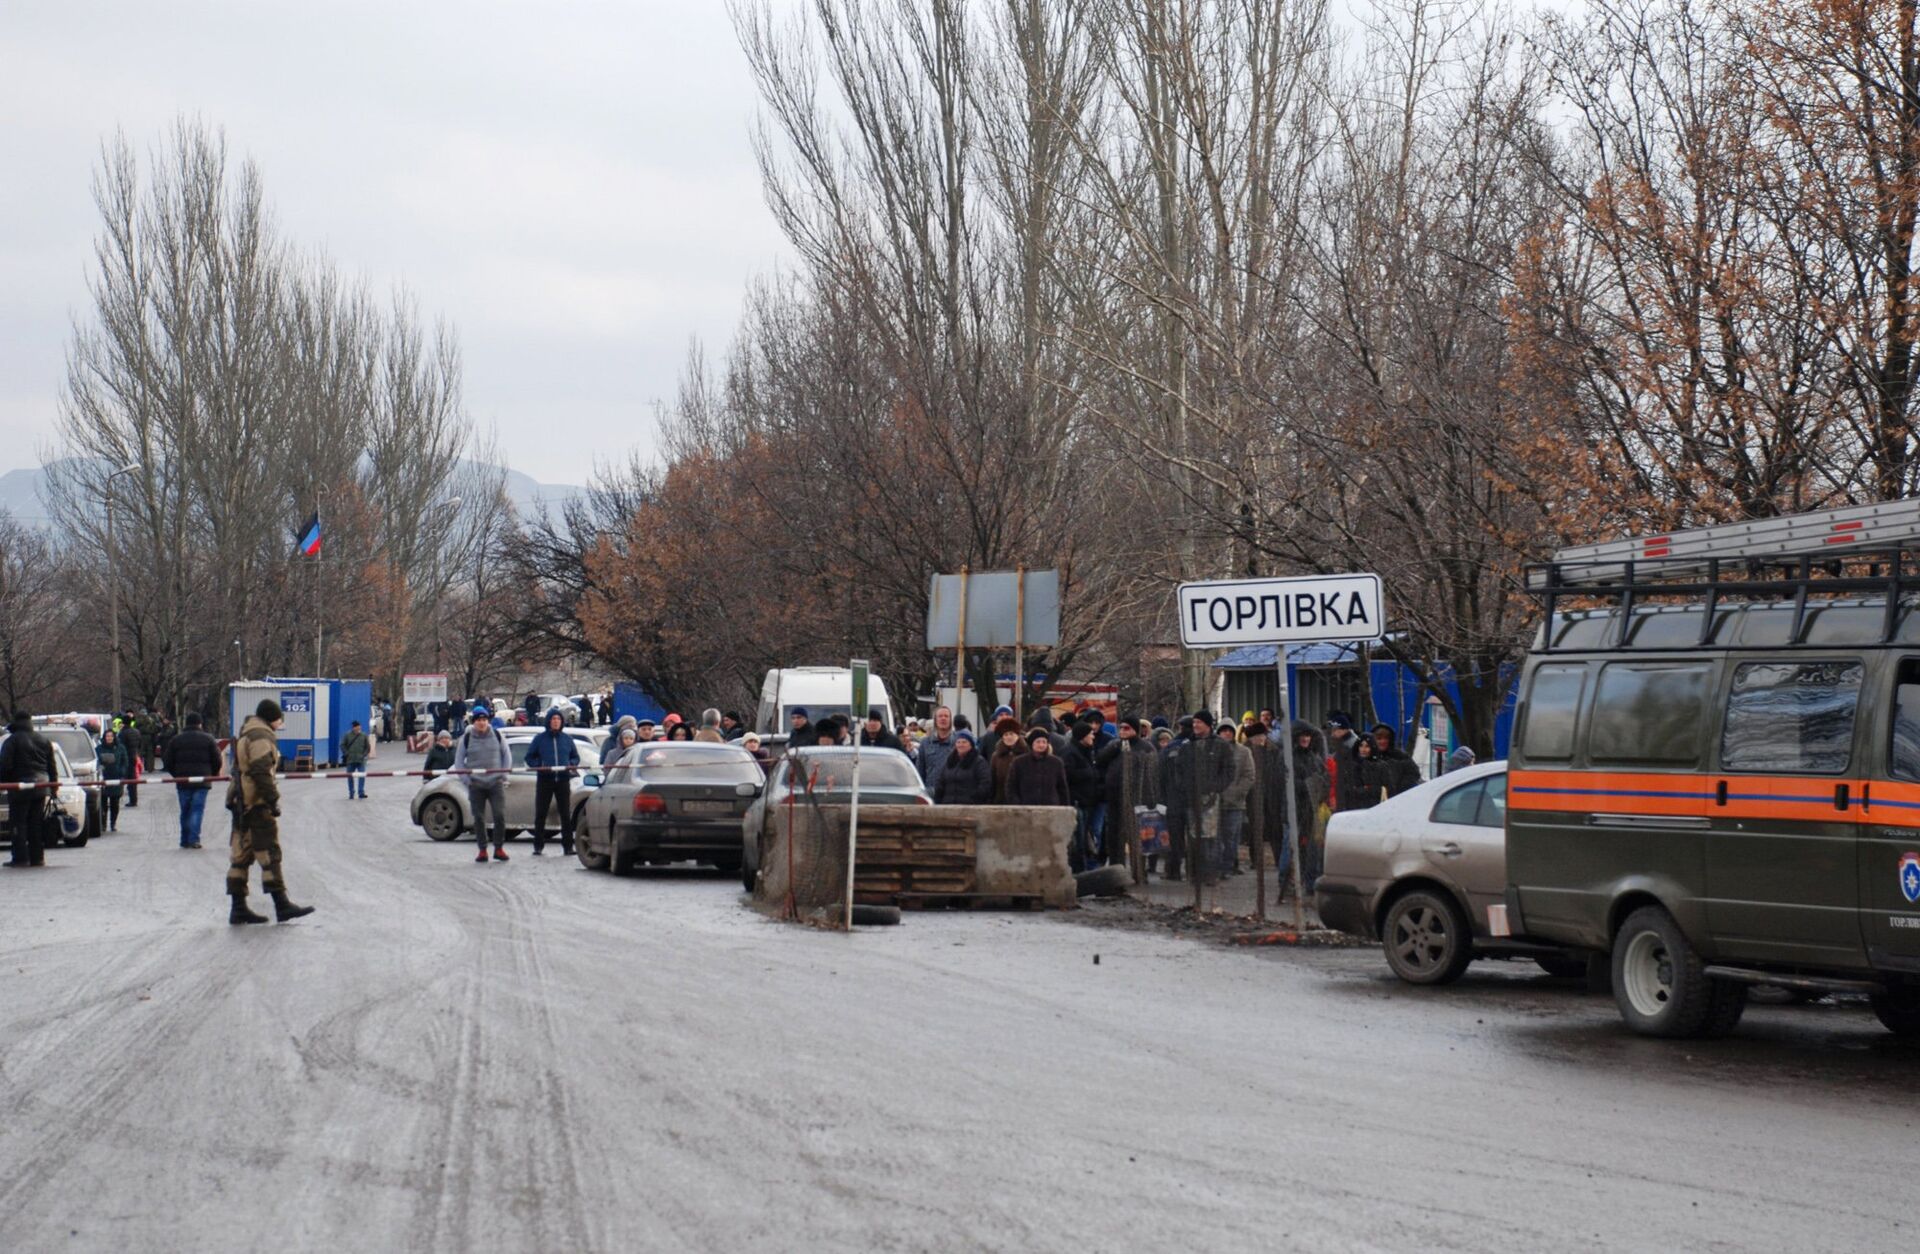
[{"x1": 1210, "y1": 642, "x2": 1369, "y2": 669}]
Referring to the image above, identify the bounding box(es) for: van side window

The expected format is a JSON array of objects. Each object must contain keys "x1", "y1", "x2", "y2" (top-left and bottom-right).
[
  {"x1": 1891, "y1": 661, "x2": 1920, "y2": 781},
  {"x1": 1431, "y1": 778, "x2": 1486, "y2": 826},
  {"x1": 1590, "y1": 663, "x2": 1712, "y2": 767},
  {"x1": 1720, "y1": 661, "x2": 1863, "y2": 774},
  {"x1": 1520, "y1": 665, "x2": 1586, "y2": 762}
]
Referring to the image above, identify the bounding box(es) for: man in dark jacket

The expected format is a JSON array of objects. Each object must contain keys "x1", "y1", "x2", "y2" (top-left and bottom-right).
[
  {"x1": 162, "y1": 712, "x2": 222, "y2": 849},
  {"x1": 1064, "y1": 722, "x2": 1105, "y2": 869},
  {"x1": 1369, "y1": 723, "x2": 1421, "y2": 797},
  {"x1": 931, "y1": 731, "x2": 992, "y2": 804},
  {"x1": 341, "y1": 720, "x2": 371, "y2": 799},
  {"x1": 1160, "y1": 710, "x2": 1232, "y2": 884},
  {"x1": 1004, "y1": 728, "x2": 1071, "y2": 806},
  {"x1": 1098, "y1": 720, "x2": 1160, "y2": 879},
  {"x1": 119, "y1": 713, "x2": 144, "y2": 807},
  {"x1": 857, "y1": 709, "x2": 903, "y2": 753},
  {"x1": 423, "y1": 731, "x2": 456, "y2": 778},
  {"x1": 787, "y1": 708, "x2": 814, "y2": 755},
  {"x1": 1292, "y1": 722, "x2": 1333, "y2": 888},
  {"x1": 525, "y1": 709, "x2": 582, "y2": 857},
  {"x1": 2, "y1": 711, "x2": 55, "y2": 867}
]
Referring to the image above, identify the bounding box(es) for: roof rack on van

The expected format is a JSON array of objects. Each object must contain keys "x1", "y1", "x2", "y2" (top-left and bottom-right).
[{"x1": 1527, "y1": 500, "x2": 1920, "y2": 651}]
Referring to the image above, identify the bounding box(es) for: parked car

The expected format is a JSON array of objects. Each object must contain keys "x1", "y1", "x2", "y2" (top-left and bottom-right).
[
  {"x1": 739, "y1": 747, "x2": 931, "y2": 891},
  {"x1": 575, "y1": 741, "x2": 764, "y2": 876},
  {"x1": 409, "y1": 728, "x2": 602, "y2": 842},
  {"x1": 1315, "y1": 762, "x2": 1586, "y2": 986},
  {"x1": 0, "y1": 736, "x2": 88, "y2": 848},
  {"x1": 34, "y1": 720, "x2": 103, "y2": 840}
]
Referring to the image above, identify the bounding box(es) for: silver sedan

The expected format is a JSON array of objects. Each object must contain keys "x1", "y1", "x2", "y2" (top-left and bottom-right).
[{"x1": 410, "y1": 729, "x2": 602, "y2": 842}]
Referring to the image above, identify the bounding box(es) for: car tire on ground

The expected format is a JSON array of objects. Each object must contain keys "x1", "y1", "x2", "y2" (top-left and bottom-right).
[
  {"x1": 1380, "y1": 887, "x2": 1473, "y2": 985},
  {"x1": 1536, "y1": 955, "x2": 1589, "y2": 980},
  {"x1": 608, "y1": 822, "x2": 632, "y2": 877},
  {"x1": 1870, "y1": 984, "x2": 1920, "y2": 1037},
  {"x1": 419, "y1": 797, "x2": 463, "y2": 842},
  {"x1": 576, "y1": 823, "x2": 609, "y2": 871},
  {"x1": 1075, "y1": 865, "x2": 1134, "y2": 898},
  {"x1": 1611, "y1": 905, "x2": 1747, "y2": 1039},
  {"x1": 850, "y1": 904, "x2": 902, "y2": 926}
]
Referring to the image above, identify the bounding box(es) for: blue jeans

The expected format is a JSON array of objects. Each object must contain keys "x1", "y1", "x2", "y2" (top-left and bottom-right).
[
  {"x1": 176, "y1": 786, "x2": 209, "y2": 846},
  {"x1": 1073, "y1": 803, "x2": 1107, "y2": 870},
  {"x1": 347, "y1": 763, "x2": 366, "y2": 798}
]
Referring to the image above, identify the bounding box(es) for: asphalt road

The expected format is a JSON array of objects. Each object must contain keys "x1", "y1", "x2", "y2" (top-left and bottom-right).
[{"x1": 1, "y1": 770, "x2": 1915, "y2": 1253}]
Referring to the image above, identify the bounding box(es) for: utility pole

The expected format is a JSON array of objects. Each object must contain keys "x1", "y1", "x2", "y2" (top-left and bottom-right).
[
  {"x1": 313, "y1": 482, "x2": 329, "y2": 676},
  {"x1": 104, "y1": 462, "x2": 141, "y2": 714}
]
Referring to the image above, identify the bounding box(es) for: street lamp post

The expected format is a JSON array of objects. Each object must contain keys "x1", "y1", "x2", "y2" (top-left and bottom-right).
[{"x1": 104, "y1": 462, "x2": 141, "y2": 715}]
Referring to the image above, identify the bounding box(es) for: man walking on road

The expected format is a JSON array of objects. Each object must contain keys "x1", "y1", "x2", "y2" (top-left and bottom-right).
[
  {"x1": 525, "y1": 708, "x2": 580, "y2": 857},
  {"x1": 225, "y1": 700, "x2": 315, "y2": 924},
  {"x1": 454, "y1": 706, "x2": 510, "y2": 863},
  {"x1": 162, "y1": 712, "x2": 220, "y2": 849},
  {"x1": 341, "y1": 719, "x2": 371, "y2": 799},
  {"x1": 2, "y1": 711, "x2": 54, "y2": 868}
]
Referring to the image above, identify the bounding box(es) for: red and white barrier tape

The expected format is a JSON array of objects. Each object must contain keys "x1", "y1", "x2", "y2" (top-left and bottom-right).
[{"x1": 0, "y1": 765, "x2": 593, "y2": 792}]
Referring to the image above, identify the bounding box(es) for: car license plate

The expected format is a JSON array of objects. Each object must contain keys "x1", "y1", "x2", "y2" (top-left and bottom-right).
[{"x1": 682, "y1": 800, "x2": 732, "y2": 815}]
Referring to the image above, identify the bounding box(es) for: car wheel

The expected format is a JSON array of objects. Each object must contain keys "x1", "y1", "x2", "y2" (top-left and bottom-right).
[
  {"x1": 1536, "y1": 955, "x2": 1589, "y2": 980},
  {"x1": 575, "y1": 812, "x2": 608, "y2": 870},
  {"x1": 420, "y1": 797, "x2": 463, "y2": 842},
  {"x1": 607, "y1": 821, "x2": 632, "y2": 877},
  {"x1": 1381, "y1": 888, "x2": 1473, "y2": 986},
  {"x1": 1611, "y1": 905, "x2": 1747, "y2": 1039},
  {"x1": 1870, "y1": 985, "x2": 1920, "y2": 1037},
  {"x1": 1075, "y1": 865, "x2": 1134, "y2": 898}
]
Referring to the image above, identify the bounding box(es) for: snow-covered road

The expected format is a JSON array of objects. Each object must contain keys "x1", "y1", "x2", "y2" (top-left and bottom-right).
[{"x1": 1, "y1": 774, "x2": 1913, "y2": 1252}]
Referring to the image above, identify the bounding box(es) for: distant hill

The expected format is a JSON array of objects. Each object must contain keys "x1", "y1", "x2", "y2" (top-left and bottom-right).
[{"x1": 0, "y1": 460, "x2": 583, "y2": 529}]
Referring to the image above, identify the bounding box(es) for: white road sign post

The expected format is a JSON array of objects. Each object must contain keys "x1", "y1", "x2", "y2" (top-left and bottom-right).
[{"x1": 1178, "y1": 573, "x2": 1386, "y2": 929}]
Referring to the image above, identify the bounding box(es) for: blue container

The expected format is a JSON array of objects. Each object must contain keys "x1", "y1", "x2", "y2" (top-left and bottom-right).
[
  {"x1": 262, "y1": 677, "x2": 373, "y2": 767},
  {"x1": 611, "y1": 681, "x2": 666, "y2": 726}
]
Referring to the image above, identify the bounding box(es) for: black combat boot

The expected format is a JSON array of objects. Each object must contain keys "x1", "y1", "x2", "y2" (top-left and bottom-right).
[
  {"x1": 271, "y1": 892, "x2": 315, "y2": 922},
  {"x1": 229, "y1": 892, "x2": 268, "y2": 925}
]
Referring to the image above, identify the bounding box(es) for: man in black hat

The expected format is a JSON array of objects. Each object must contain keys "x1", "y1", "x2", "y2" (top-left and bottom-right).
[
  {"x1": 857, "y1": 708, "x2": 902, "y2": 752},
  {"x1": 225, "y1": 699, "x2": 315, "y2": 924}
]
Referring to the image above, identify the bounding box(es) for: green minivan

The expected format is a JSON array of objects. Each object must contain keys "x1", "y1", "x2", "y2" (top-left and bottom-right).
[{"x1": 1506, "y1": 595, "x2": 1920, "y2": 1039}]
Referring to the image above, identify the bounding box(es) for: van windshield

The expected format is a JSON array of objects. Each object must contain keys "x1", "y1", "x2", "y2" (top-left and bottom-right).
[{"x1": 781, "y1": 705, "x2": 891, "y2": 729}]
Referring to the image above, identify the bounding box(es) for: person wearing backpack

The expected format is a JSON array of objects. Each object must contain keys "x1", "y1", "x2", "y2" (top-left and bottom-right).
[{"x1": 453, "y1": 706, "x2": 511, "y2": 863}]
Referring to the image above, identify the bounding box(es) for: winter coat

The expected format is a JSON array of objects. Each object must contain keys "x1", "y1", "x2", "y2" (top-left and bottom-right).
[
  {"x1": 525, "y1": 727, "x2": 581, "y2": 773},
  {"x1": 858, "y1": 726, "x2": 904, "y2": 753},
  {"x1": 1099, "y1": 736, "x2": 1161, "y2": 857},
  {"x1": 340, "y1": 729, "x2": 370, "y2": 766},
  {"x1": 1290, "y1": 721, "x2": 1332, "y2": 829},
  {"x1": 0, "y1": 715, "x2": 53, "y2": 784},
  {"x1": 917, "y1": 733, "x2": 957, "y2": 787},
  {"x1": 1219, "y1": 739, "x2": 1255, "y2": 813},
  {"x1": 1005, "y1": 750, "x2": 1072, "y2": 807},
  {"x1": 990, "y1": 740, "x2": 1028, "y2": 803},
  {"x1": 932, "y1": 748, "x2": 993, "y2": 805},
  {"x1": 1063, "y1": 740, "x2": 1104, "y2": 807},
  {"x1": 1369, "y1": 726, "x2": 1422, "y2": 797},
  {"x1": 1336, "y1": 747, "x2": 1391, "y2": 812},
  {"x1": 453, "y1": 726, "x2": 511, "y2": 783},
  {"x1": 163, "y1": 728, "x2": 221, "y2": 788},
  {"x1": 694, "y1": 728, "x2": 726, "y2": 743},
  {"x1": 423, "y1": 744, "x2": 456, "y2": 776},
  {"x1": 97, "y1": 737, "x2": 131, "y2": 783},
  {"x1": 1161, "y1": 734, "x2": 1232, "y2": 835}
]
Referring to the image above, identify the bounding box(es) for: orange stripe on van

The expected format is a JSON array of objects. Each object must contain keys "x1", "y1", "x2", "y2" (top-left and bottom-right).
[{"x1": 1510, "y1": 768, "x2": 1920, "y2": 828}]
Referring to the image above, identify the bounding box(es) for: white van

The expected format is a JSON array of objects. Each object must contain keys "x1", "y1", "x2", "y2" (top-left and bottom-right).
[{"x1": 755, "y1": 668, "x2": 895, "y2": 737}]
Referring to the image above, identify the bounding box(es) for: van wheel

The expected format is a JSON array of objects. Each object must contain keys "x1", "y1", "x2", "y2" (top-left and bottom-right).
[
  {"x1": 1612, "y1": 906, "x2": 1747, "y2": 1038},
  {"x1": 1381, "y1": 889, "x2": 1472, "y2": 985},
  {"x1": 1870, "y1": 985, "x2": 1920, "y2": 1037}
]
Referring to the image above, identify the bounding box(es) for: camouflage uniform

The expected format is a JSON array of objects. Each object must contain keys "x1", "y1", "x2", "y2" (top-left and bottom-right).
[{"x1": 226, "y1": 715, "x2": 286, "y2": 897}]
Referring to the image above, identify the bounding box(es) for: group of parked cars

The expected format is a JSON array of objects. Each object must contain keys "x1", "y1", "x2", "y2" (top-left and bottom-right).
[{"x1": 408, "y1": 732, "x2": 934, "y2": 887}]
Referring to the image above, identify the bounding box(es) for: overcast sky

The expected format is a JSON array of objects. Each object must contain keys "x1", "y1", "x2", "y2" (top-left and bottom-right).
[{"x1": 0, "y1": 0, "x2": 795, "y2": 485}]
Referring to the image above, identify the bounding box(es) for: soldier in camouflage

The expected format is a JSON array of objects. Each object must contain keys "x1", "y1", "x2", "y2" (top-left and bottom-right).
[{"x1": 225, "y1": 699, "x2": 315, "y2": 925}]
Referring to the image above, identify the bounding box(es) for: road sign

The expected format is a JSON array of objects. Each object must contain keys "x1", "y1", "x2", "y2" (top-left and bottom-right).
[{"x1": 1176, "y1": 573, "x2": 1385, "y2": 648}]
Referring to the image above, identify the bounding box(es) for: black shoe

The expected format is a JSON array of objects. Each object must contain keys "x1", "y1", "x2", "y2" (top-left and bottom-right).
[
  {"x1": 271, "y1": 892, "x2": 315, "y2": 922},
  {"x1": 531, "y1": 846, "x2": 544, "y2": 856},
  {"x1": 230, "y1": 895, "x2": 268, "y2": 925},
  {"x1": 561, "y1": 842, "x2": 574, "y2": 858}
]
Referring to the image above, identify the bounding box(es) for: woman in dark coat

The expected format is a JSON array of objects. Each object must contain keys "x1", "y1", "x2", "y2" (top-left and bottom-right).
[
  {"x1": 1336, "y1": 735, "x2": 1390, "y2": 812},
  {"x1": 932, "y1": 731, "x2": 993, "y2": 804},
  {"x1": 1004, "y1": 728, "x2": 1072, "y2": 807},
  {"x1": 988, "y1": 717, "x2": 1028, "y2": 803},
  {"x1": 97, "y1": 728, "x2": 130, "y2": 831}
]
